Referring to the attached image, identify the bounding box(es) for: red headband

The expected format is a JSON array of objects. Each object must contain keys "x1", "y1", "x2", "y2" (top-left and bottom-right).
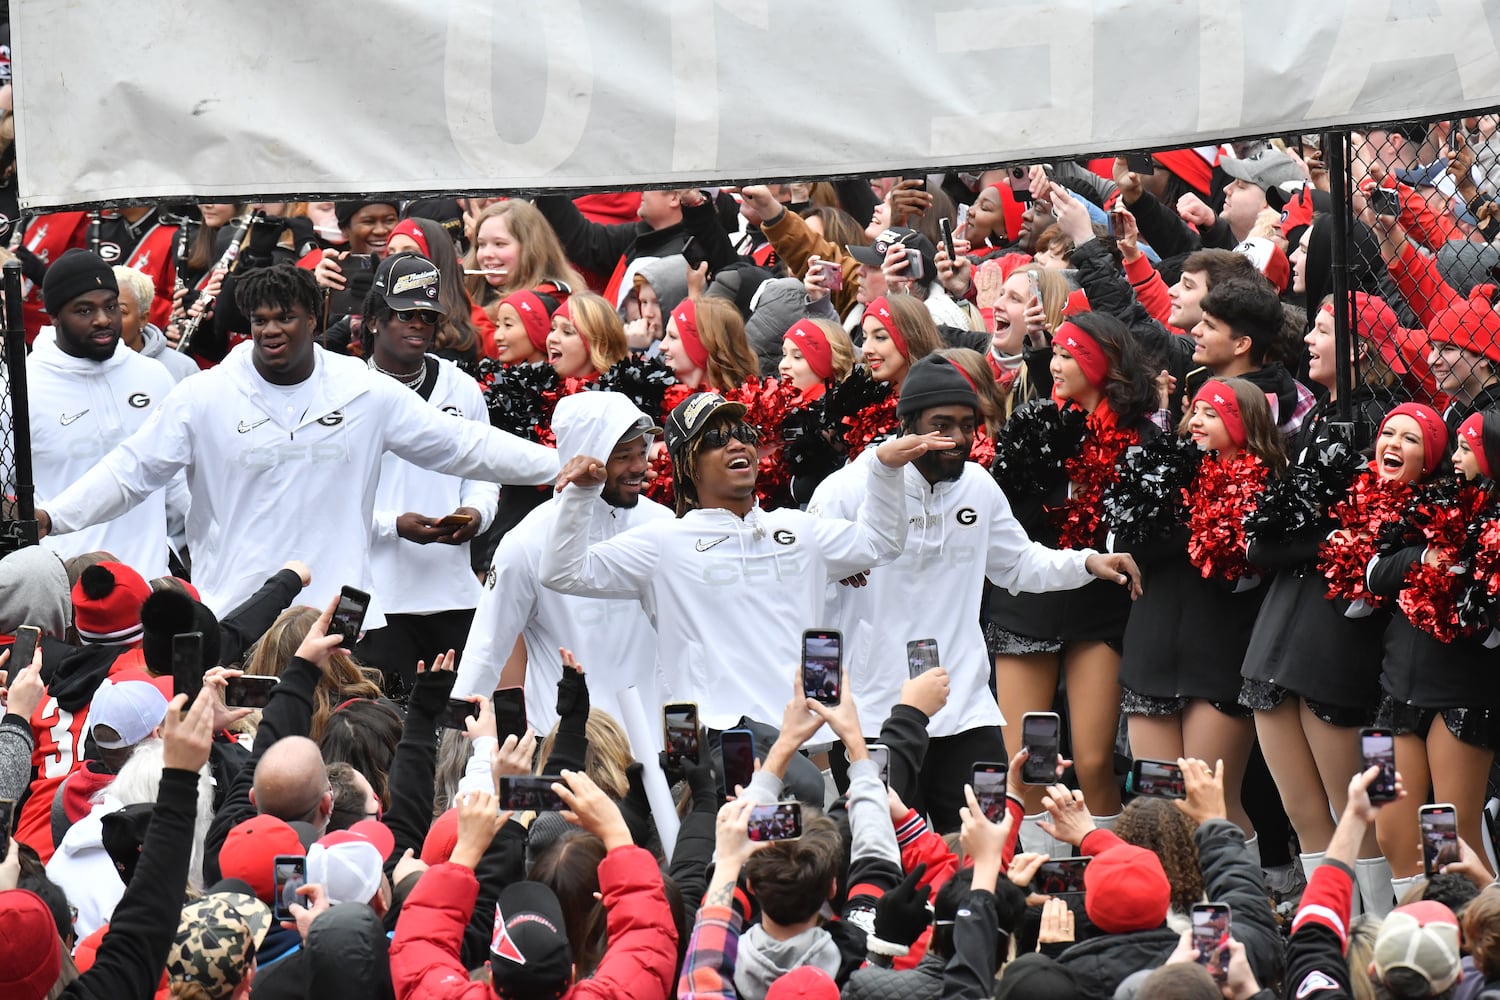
[
  {"x1": 866, "y1": 297, "x2": 908, "y2": 358},
  {"x1": 1380, "y1": 402, "x2": 1449, "y2": 478},
  {"x1": 501, "y1": 290, "x2": 553, "y2": 352},
  {"x1": 1193, "y1": 379, "x2": 1247, "y2": 448},
  {"x1": 1054, "y1": 321, "x2": 1108, "y2": 388},
  {"x1": 784, "y1": 319, "x2": 834, "y2": 380},
  {"x1": 1460, "y1": 412, "x2": 1492, "y2": 479},
  {"x1": 671, "y1": 298, "x2": 709, "y2": 370},
  {"x1": 389, "y1": 218, "x2": 430, "y2": 258}
]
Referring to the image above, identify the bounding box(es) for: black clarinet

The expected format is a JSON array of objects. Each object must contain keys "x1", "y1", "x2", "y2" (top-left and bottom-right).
[{"x1": 176, "y1": 211, "x2": 259, "y2": 354}]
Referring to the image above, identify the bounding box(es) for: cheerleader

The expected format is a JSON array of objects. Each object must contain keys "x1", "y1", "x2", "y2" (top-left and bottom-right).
[
  {"x1": 1119, "y1": 378, "x2": 1287, "y2": 839},
  {"x1": 987, "y1": 311, "x2": 1157, "y2": 848},
  {"x1": 547, "y1": 292, "x2": 629, "y2": 381},
  {"x1": 1367, "y1": 404, "x2": 1499, "y2": 892},
  {"x1": 661, "y1": 296, "x2": 759, "y2": 392},
  {"x1": 860, "y1": 295, "x2": 943, "y2": 395},
  {"x1": 493, "y1": 289, "x2": 559, "y2": 364},
  {"x1": 779, "y1": 319, "x2": 856, "y2": 401},
  {"x1": 1238, "y1": 297, "x2": 1399, "y2": 911},
  {"x1": 981, "y1": 264, "x2": 1071, "y2": 419}
]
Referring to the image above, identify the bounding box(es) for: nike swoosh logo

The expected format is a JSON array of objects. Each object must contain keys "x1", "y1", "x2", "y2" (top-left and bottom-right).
[
  {"x1": 60, "y1": 410, "x2": 88, "y2": 426},
  {"x1": 237, "y1": 418, "x2": 270, "y2": 434},
  {"x1": 694, "y1": 536, "x2": 729, "y2": 553}
]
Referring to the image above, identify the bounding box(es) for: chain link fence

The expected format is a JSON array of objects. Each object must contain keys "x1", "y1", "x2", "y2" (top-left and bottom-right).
[{"x1": 0, "y1": 259, "x2": 36, "y2": 553}]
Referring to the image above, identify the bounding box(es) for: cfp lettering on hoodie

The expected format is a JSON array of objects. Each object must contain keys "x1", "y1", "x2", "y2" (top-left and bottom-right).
[
  {"x1": 233, "y1": 410, "x2": 353, "y2": 469},
  {"x1": 695, "y1": 534, "x2": 809, "y2": 587}
]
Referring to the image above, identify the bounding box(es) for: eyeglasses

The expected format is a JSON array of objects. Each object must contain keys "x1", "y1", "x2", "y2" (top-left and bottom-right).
[
  {"x1": 700, "y1": 422, "x2": 761, "y2": 449},
  {"x1": 393, "y1": 308, "x2": 442, "y2": 326}
]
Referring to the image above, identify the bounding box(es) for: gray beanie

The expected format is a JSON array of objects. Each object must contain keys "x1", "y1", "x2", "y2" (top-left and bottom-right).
[{"x1": 1436, "y1": 240, "x2": 1500, "y2": 297}]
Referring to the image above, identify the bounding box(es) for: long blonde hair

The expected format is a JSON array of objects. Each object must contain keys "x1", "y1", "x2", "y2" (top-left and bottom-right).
[
  {"x1": 464, "y1": 202, "x2": 585, "y2": 310},
  {"x1": 564, "y1": 291, "x2": 629, "y2": 374},
  {"x1": 535, "y1": 709, "x2": 634, "y2": 799},
  {"x1": 243, "y1": 606, "x2": 383, "y2": 740}
]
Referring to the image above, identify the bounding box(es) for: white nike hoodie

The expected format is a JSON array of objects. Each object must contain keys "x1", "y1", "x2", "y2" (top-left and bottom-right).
[
  {"x1": 539, "y1": 448, "x2": 909, "y2": 729},
  {"x1": 369, "y1": 358, "x2": 500, "y2": 615},
  {"x1": 29, "y1": 328, "x2": 178, "y2": 578},
  {"x1": 811, "y1": 451, "x2": 1096, "y2": 737},
  {"x1": 43, "y1": 341, "x2": 559, "y2": 623},
  {"x1": 455, "y1": 392, "x2": 671, "y2": 737}
]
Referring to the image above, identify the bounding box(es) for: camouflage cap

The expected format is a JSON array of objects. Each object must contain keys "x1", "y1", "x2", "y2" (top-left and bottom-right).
[{"x1": 166, "y1": 892, "x2": 273, "y2": 999}]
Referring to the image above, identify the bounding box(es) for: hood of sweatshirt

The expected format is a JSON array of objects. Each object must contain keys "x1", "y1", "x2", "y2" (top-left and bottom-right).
[
  {"x1": 1239, "y1": 362, "x2": 1301, "y2": 429},
  {"x1": 48, "y1": 644, "x2": 126, "y2": 713},
  {"x1": 0, "y1": 545, "x2": 72, "y2": 638},
  {"x1": 733, "y1": 924, "x2": 842, "y2": 1000},
  {"x1": 552, "y1": 390, "x2": 656, "y2": 466},
  {"x1": 137, "y1": 323, "x2": 171, "y2": 359},
  {"x1": 30, "y1": 327, "x2": 133, "y2": 377},
  {"x1": 617, "y1": 253, "x2": 690, "y2": 312}
]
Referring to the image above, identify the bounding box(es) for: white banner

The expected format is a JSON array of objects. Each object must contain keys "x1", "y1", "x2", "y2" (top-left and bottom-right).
[{"x1": 14, "y1": 0, "x2": 1500, "y2": 210}]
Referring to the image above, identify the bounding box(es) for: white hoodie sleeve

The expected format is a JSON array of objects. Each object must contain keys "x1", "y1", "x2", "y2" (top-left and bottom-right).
[
  {"x1": 44, "y1": 386, "x2": 195, "y2": 534},
  {"x1": 456, "y1": 377, "x2": 501, "y2": 531},
  {"x1": 538, "y1": 483, "x2": 661, "y2": 600},
  {"x1": 453, "y1": 531, "x2": 539, "y2": 699},
  {"x1": 814, "y1": 456, "x2": 909, "y2": 578},
  {"x1": 378, "y1": 379, "x2": 559, "y2": 486},
  {"x1": 983, "y1": 482, "x2": 1094, "y2": 595}
]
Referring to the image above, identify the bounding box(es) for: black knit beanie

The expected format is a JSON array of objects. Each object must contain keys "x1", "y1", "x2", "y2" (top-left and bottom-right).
[
  {"x1": 42, "y1": 248, "x2": 117, "y2": 316},
  {"x1": 895, "y1": 355, "x2": 978, "y2": 417}
]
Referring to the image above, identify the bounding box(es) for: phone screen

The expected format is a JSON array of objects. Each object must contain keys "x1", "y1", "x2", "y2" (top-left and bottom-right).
[
  {"x1": 223, "y1": 674, "x2": 278, "y2": 709},
  {"x1": 1031, "y1": 857, "x2": 1091, "y2": 896},
  {"x1": 493, "y1": 688, "x2": 527, "y2": 742},
  {"x1": 9, "y1": 626, "x2": 39, "y2": 671},
  {"x1": 1360, "y1": 728, "x2": 1397, "y2": 804},
  {"x1": 1421, "y1": 805, "x2": 1459, "y2": 876},
  {"x1": 436, "y1": 698, "x2": 480, "y2": 731},
  {"x1": 273, "y1": 856, "x2": 307, "y2": 922},
  {"x1": 906, "y1": 638, "x2": 939, "y2": 678},
  {"x1": 721, "y1": 728, "x2": 755, "y2": 797},
  {"x1": 972, "y1": 763, "x2": 1007, "y2": 822},
  {"x1": 867, "y1": 745, "x2": 891, "y2": 787},
  {"x1": 801, "y1": 630, "x2": 842, "y2": 705},
  {"x1": 1131, "y1": 759, "x2": 1186, "y2": 799},
  {"x1": 498, "y1": 775, "x2": 567, "y2": 813},
  {"x1": 1192, "y1": 904, "x2": 1231, "y2": 983},
  {"x1": 663, "y1": 703, "x2": 700, "y2": 768},
  {"x1": 172, "y1": 632, "x2": 204, "y2": 703},
  {"x1": 1020, "y1": 712, "x2": 1061, "y2": 784},
  {"x1": 747, "y1": 802, "x2": 802, "y2": 842},
  {"x1": 329, "y1": 586, "x2": 370, "y2": 645}
]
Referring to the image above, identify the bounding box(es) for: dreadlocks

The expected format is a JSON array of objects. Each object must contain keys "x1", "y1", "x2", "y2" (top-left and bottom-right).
[{"x1": 233, "y1": 263, "x2": 322, "y2": 327}]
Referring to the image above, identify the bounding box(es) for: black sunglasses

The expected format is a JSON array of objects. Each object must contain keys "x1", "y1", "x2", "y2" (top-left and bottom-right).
[
  {"x1": 393, "y1": 308, "x2": 442, "y2": 326},
  {"x1": 700, "y1": 422, "x2": 761, "y2": 449}
]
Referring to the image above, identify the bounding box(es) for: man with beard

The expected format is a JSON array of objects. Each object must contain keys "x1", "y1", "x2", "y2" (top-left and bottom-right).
[
  {"x1": 454, "y1": 391, "x2": 670, "y2": 738},
  {"x1": 808, "y1": 355, "x2": 1142, "y2": 830},
  {"x1": 355, "y1": 253, "x2": 498, "y2": 696},
  {"x1": 28, "y1": 249, "x2": 178, "y2": 577},
  {"x1": 541, "y1": 391, "x2": 951, "y2": 806}
]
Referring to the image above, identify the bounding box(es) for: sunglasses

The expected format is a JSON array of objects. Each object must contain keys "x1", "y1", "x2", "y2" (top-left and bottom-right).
[
  {"x1": 700, "y1": 422, "x2": 761, "y2": 449},
  {"x1": 393, "y1": 308, "x2": 442, "y2": 326}
]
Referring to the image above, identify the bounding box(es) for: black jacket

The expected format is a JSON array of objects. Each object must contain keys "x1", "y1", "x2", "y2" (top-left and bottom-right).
[
  {"x1": 534, "y1": 196, "x2": 694, "y2": 279},
  {"x1": 845, "y1": 946, "x2": 944, "y2": 1000},
  {"x1": 252, "y1": 903, "x2": 394, "y2": 1000},
  {"x1": 62, "y1": 769, "x2": 199, "y2": 1000}
]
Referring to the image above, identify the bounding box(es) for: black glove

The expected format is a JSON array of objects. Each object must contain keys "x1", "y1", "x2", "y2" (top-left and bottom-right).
[
  {"x1": 680, "y1": 757, "x2": 721, "y2": 814},
  {"x1": 617, "y1": 762, "x2": 654, "y2": 847},
  {"x1": 555, "y1": 666, "x2": 590, "y2": 734},
  {"x1": 873, "y1": 863, "x2": 932, "y2": 948},
  {"x1": 408, "y1": 664, "x2": 459, "y2": 718}
]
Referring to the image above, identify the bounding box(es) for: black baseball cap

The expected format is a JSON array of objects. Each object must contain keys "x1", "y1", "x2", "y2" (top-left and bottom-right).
[
  {"x1": 371, "y1": 252, "x2": 448, "y2": 314},
  {"x1": 664, "y1": 392, "x2": 748, "y2": 458},
  {"x1": 845, "y1": 226, "x2": 937, "y2": 280},
  {"x1": 489, "y1": 881, "x2": 573, "y2": 999}
]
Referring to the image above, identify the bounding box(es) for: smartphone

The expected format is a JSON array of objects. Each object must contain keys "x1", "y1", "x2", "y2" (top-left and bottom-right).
[
  {"x1": 1359, "y1": 727, "x2": 1398, "y2": 804},
  {"x1": 1192, "y1": 903, "x2": 1232, "y2": 983},
  {"x1": 172, "y1": 632, "x2": 203, "y2": 703},
  {"x1": 433, "y1": 512, "x2": 474, "y2": 529},
  {"x1": 273, "y1": 855, "x2": 307, "y2": 922},
  {"x1": 1129, "y1": 758, "x2": 1186, "y2": 799},
  {"x1": 223, "y1": 674, "x2": 278, "y2": 709},
  {"x1": 1367, "y1": 186, "x2": 1401, "y2": 217},
  {"x1": 0, "y1": 798, "x2": 13, "y2": 859},
  {"x1": 819, "y1": 257, "x2": 844, "y2": 292},
  {"x1": 1125, "y1": 152, "x2": 1157, "y2": 176},
  {"x1": 663, "y1": 702, "x2": 700, "y2": 768},
  {"x1": 1030, "y1": 856, "x2": 1091, "y2": 896},
  {"x1": 1301, "y1": 133, "x2": 1323, "y2": 154},
  {"x1": 939, "y1": 216, "x2": 957, "y2": 263},
  {"x1": 1020, "y1": 712, "x2": 1062, "y2": 785},
  {"x1": 437, "y1": 697, "x2": 480, "y2": 731},
  {"x1": 492, "y1": 687, "x2": 527, "y2": 743},
  {"x1": 870, "y1": 744, "x2": 893, "y2": 786},
  {"x1": 801, "y1": 629, "x2": 842, "y2": 706},
  {"x1": 906, "y1": 638, "x2": 940, "y2": 679},
  {"x1": 1110, "y1": 207, "x2": 1131, "y2": 236},
  {"x1": 971, "y1": 762, "x2": 1008, "y2": 822},
  {"x1": 328, "y1": 585, "x2": 370, "y2": 646},
  {"x1": 1007, "y1": 165, "x2": 1033, "y2": 204},
  {"x1": 747, "y1": 802, "x2": 802, "y2": 842},
  {"x1": 904, "y1": 248, "x2": 925, "y2": 281},
  {"x1": 498, "y1": 774, "x2": 567, "y2": 813},
  {"x1": 324, "y1": 253, "x2": 376, "y2": 320},
  {"x1": 721, "y1": 728, "x2": 756, "y2": 797},
  {"x1": 1028, "y1": 270, "x2": 1043, "y2": 309},
  {"x1": 1421, "y1": 803, "x2": 1460, "y2": 877},
  {"x1": 9, "y1": 625, "x2": 39, "y2": 672}
]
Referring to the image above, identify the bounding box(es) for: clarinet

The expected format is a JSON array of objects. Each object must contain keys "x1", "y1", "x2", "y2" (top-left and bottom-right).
[
  {"x1": 176, "y1": 210, "x2": 259, "y2": 354},
  {"x1": 87, "y1": 211, "x2": 102, "y2": 256},
  {"x1": 168, "y1": 217, "x2": 198, "y2": 347}
]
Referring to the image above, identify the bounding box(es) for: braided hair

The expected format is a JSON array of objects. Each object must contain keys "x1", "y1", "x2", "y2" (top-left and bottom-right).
[{"x1": 232, "y1": 263, "x2": 322, "y2": 328}]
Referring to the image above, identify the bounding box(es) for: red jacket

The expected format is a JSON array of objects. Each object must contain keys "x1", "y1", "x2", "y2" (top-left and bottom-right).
[{"x1": 390, "y1": 846, "x2": 678, "y2": 1000}]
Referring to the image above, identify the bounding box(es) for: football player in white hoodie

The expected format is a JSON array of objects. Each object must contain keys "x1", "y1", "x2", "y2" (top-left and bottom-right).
[
  {"x1": 455, "y1": 391, "x2": 671, "y2": 740},
  {"x1": 541, "y1": 390, "x2": 956, "y2": 806},
  {"x1": 810, "y1": 354, "x2": 1141, "y2": 831},
  {"x1": 35, "y1": 264, "x2": 559, "y2": 626}
]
